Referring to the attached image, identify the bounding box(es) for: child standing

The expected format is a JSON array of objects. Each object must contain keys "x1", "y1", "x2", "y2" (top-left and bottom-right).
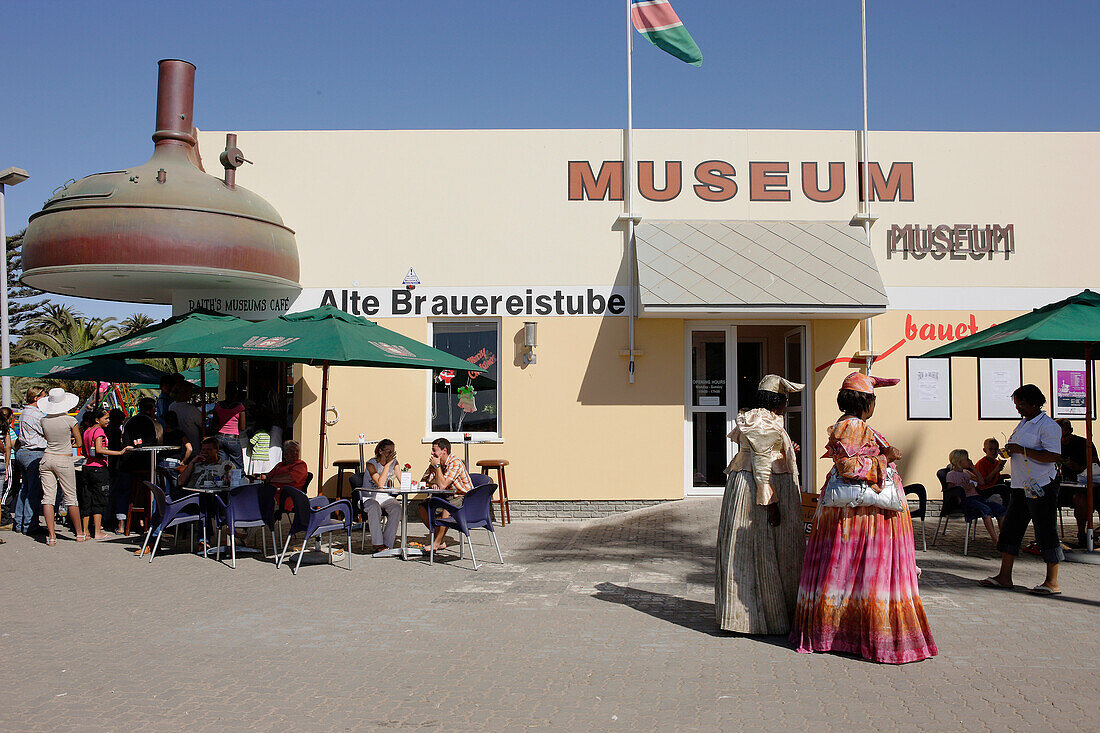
[{"x1": 947, "y1": 448, "x2": 1007, "y2": 544}]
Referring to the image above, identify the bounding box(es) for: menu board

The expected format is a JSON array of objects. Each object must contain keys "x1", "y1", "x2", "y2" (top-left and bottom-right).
[
  {"x1": 978, "y1": 358, "x2": 1022, "y2": 419},
  {"x1": 1051, "y1": 359, "x2": 1095, "y2": 419},
  {"x1": 907, "y1": 357, "x2": 952, "y2": 420}
]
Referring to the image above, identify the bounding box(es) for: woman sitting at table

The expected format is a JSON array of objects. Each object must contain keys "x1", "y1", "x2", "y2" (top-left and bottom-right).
[
  {"x1": 353, "y1": 438, "x2": 403, "y2": 552},
  {"x1": 256, "y1": 440, "x2": 309, "y2": 511}
]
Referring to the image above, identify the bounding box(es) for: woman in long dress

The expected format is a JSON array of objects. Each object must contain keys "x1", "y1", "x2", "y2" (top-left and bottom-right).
[
  {"x1": 789, "y1": 372, "x2": 937, "y2": 663},
  {"x1": 715, "y1": 375, "x2": 805, "y2": 634}
]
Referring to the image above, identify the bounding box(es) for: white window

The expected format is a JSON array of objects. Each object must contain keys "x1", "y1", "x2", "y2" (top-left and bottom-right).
[{"x1": 429, "y1": 321, "x2": 500, "y2": 438}]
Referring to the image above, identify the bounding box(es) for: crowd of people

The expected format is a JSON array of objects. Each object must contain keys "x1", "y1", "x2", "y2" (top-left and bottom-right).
[
  {"x1": 715, "y1": 371, "x2": 1098, "y2": 665},
  {"x1": 0, "y1": 371, "x2": 476, "y2": 557},
  {"x1": 944, "y1": 414, "x2": 1097, "y2": 551},
  {"x1": 0, "y1": 375, "x2": 293, "y2": 549}
]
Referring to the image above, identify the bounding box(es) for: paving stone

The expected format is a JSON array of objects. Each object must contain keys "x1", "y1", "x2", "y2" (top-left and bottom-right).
[{"x1": 0, "y1": 498, "x2": 1097, "y2": 729}]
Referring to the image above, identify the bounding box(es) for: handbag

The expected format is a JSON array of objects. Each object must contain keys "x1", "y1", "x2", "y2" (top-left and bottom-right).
[{"x1": 819, "y1": 467, "x2": 905, "y2": 512}]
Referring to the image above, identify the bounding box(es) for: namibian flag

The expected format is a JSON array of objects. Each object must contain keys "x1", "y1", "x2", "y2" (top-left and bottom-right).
[{"x1": 631, "y1": 0, "x2": 702, "y2": 66}]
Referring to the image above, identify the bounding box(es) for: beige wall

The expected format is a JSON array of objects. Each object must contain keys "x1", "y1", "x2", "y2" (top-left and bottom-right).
[
  {"x1": 193, "y1": 128, "x2": 1098, "y2": 502},
  {"x1": 294, "y1": 315, "x2": 686, "y2": 500}
]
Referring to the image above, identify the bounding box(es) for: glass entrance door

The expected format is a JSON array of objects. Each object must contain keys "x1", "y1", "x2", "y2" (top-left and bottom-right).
[{"x1": 688, "y1": 328, "x2": 734, "y2": 492}]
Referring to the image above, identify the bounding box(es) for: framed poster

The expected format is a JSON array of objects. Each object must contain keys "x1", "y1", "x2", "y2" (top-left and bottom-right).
[
  {"x1": 907, "y1": 357, "x2": 952, "y2": 420},
  {"x1": 1051, "y1": 359, "x2": 1096, "y2": 419},
  {"x1": 978, "y1": 358, "x2": 1022, "y2": 419}
]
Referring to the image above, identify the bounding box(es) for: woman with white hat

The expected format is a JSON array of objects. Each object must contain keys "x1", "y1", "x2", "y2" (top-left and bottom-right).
[
  {"x1": 789, "y1": 372, "x2": 937, "y2": 663},
  {"x1": 715, "y1": 375, "x2": 806, "y2": 634},
  {"x1": 37, "y1": 388, "x2": 83, "y2": 545}
]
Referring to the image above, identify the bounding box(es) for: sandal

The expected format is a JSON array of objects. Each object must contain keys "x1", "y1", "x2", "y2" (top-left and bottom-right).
[
  {"x1": 1028, "y1": 584, "x2": 1062, "y2": 596},
  {"x1": 979, "y1": 577, "x2": 1015, "y2": 590},
  {"x1": 45, "y1": 537, "x2": 57, "y2": 546},
  {"x1": 75, "y1": 534, "x2": 88, "y2": 542}
]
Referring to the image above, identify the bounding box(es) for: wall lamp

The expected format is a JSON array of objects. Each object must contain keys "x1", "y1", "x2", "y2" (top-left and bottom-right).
[{"x1": 523, "y1": 321, "x2": 538, "y2": 365}]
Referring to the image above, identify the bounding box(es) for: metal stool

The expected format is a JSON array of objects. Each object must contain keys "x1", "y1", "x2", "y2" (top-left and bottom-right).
[
  {"x1": 476, "y1": 459, "x2": 510, "y2": 525},
  {"x1": 124, "y1": 474, "x2": 150, "y2": 535},
  {"x1": 332, "y1": 459, "x2": 362, "y2": 498}
]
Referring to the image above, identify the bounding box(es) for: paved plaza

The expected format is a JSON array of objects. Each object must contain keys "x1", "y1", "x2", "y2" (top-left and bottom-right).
[{"x1": 1, "y1": 498, "x2": 1097, "y2": 731}]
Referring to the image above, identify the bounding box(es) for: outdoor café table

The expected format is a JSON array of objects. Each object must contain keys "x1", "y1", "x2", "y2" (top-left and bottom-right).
[
  {"x1": 336, "y1": 438, "x2": 382, "y2": 473},
  {"x1": 371, "y1": 484, "x2": 451, "y2": 560},
  {"x1": 130, "y1": 444, "x2": 180, "y2": 479},
  {"x1": 127, "y1": 445, "x2": 179, "y2": 535},
  {"x1": 336, "y1": 438, "x2": 382, "y2": 498},
  {"x1": 180, "y1": 481, "x2": 261, "y2": 557}
]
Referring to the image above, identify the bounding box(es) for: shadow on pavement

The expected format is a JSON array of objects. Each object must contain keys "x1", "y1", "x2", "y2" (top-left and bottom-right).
[
  {"x1": 591, "y1": 582, "x2": 795, "y2": 651},
  {"x1": 592, "y1": 582, "x2": 722, "y2": 636}
]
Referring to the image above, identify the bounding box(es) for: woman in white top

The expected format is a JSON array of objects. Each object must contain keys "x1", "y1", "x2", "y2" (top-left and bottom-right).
[
  {"x1": 981, "y1": 384, "x2": 1064, "y2": 596},
  {"x1": 353, "y1": 439, "x2": 403, "y2": 552},
  {"x1": 37, "y1": 389, "x2": 83, "y2": 545}
]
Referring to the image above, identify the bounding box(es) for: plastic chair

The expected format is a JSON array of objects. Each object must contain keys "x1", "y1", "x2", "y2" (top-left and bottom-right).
[
  {"x1": 904, "y1": 483, "x2": 928, "y2": 551},
  {"x1": 273, "y1": 472, "x2": 314, "y2": 547},
  {"x1": 426, "y1": 483, "x2": 504, "y2": 570},
  {"x1": 211, "y1": 483, "x2": 278, "y2": 568},
  {"x1": 275, "y1": 486, "x2": 353, "y2": 574},
  {"x1": 932, "y1": 467, "x2": 977, "y2": 555},
  {"x1": 138, "y1": 481, "x2": 207, "y2": 563},
  {"x1": 469, "y1": 473, "x2": 492, "y2": 489}
]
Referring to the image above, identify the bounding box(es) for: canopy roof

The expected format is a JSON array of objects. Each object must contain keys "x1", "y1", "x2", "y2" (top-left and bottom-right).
[{"x1": 634, "y1": 220, "x2": 887, "y2": 318}]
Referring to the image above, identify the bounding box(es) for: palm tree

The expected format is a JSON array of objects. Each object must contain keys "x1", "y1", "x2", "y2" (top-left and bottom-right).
[
  {"x1": 12, "y1": 309, "x2": 123, "y2": 398},
  {"x1": 121, "y1": 313, "x2": 156, "y2": 334}
]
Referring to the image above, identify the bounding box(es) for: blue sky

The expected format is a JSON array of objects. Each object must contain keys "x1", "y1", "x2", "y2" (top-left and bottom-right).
[{"x1": 3, "y1": 0, "x2": 1097, "y2": 320}]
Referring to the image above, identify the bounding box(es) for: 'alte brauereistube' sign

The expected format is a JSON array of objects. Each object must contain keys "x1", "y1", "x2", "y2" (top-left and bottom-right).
[{"x1": 299, "y1": 286, "x2": 630, "y2": 318}]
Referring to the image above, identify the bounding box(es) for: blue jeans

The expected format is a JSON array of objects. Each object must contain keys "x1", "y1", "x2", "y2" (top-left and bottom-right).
[
  {"x1": 216, "y1": 434, "x2": 244, "y2": 469},
  {"x1": 13, "y1": 448, "x2": 44, "y2": 533},
  {"x1": 963, "y1": 495, "x2": 1007, "y2": 520}
]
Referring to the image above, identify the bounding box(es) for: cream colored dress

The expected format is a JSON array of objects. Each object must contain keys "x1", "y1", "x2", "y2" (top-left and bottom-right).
[{"x1": 715, "y1": 408, "x2": 805, "y2": 634}]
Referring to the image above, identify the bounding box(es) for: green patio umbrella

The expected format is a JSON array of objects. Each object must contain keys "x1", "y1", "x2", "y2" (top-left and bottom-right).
[
  {"x1": 109, "y1": 306, "x2": 487, "y2": 485},
  {"x1": 921, "y1": 289, "x2": 1100, "y2": 360},
  {"x1": 180, "y1": 362, "x2": 219, "y2": 389},
  {"x1": 921, "y1": 289, "x2": 1100, "y2": 552},
  {"x1": 76, "y1": 309, "x2": 246, "y2": 428},
  {"x1": 0, "y1": 354, "x2": 168, "y2": 384},
  {"x1": 78, "y1": 309, "x2": 246, "y2": 359}
]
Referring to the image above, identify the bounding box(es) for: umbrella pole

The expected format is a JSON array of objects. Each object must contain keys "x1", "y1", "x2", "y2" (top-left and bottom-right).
[
  {"x1": 199, "y1": 358, "x2": 207, "y2": 439},
  {"x1": 1086, "y1": 345, "x2": 1095, "y2": 552},
  {"x1": 317, "y1": 361, "x2": 330, "y2": 494}
]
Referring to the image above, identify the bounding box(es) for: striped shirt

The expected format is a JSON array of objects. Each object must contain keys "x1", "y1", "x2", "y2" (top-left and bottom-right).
[
  {"x1": 250, "y1": 431, "x2": 271, "y2": 461},
  {"x1": 440, "y1": 456, "x2": 474, "y2": 494}
]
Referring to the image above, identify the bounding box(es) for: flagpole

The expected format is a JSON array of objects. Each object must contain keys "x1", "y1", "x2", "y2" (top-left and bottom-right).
[
  {"x1": 625, "y1": 0, "x2": 636, "y2": 384},
  {"x1": 860, "y1": 0, "x2": 873, "y2": 376}
]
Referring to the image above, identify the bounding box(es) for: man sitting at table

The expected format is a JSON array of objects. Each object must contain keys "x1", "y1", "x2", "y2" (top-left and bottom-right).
[
  {"x1": 1055, "y1": 419, "x2": 1099, "y2": 548},
  {"x1": 416, "y1": 437, "x2": 473, "y2": 552},
  {"x1": 256, "y1": 440, "x2": 309, "y2": 511},
  {"x1": 178, "y1": 437, "x2": 236, "y2": 489}
]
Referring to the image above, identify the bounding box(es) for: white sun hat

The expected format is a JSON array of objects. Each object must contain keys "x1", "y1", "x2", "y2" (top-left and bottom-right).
[{"x1": 37, "y1": 387, "x2": 80, "y2": 416}]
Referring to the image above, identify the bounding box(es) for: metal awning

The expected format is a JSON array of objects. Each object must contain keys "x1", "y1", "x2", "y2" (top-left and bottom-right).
[{"x1": 634, "y1": 220, "x2": 887, "y2": 318}]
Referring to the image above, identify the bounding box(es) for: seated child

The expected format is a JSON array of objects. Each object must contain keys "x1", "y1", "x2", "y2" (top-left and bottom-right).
[
  {"x1": 973, "y1": 438, "x2": 1009, "y2": 504},
  {"x1": 947, "y1": 448, "x2": 1006, "y2": 544}
]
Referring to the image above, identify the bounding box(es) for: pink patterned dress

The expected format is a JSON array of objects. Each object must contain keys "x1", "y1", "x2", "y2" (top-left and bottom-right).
[{"x1": 789, "y1": 417, "x2": 937, "y2": 664}]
